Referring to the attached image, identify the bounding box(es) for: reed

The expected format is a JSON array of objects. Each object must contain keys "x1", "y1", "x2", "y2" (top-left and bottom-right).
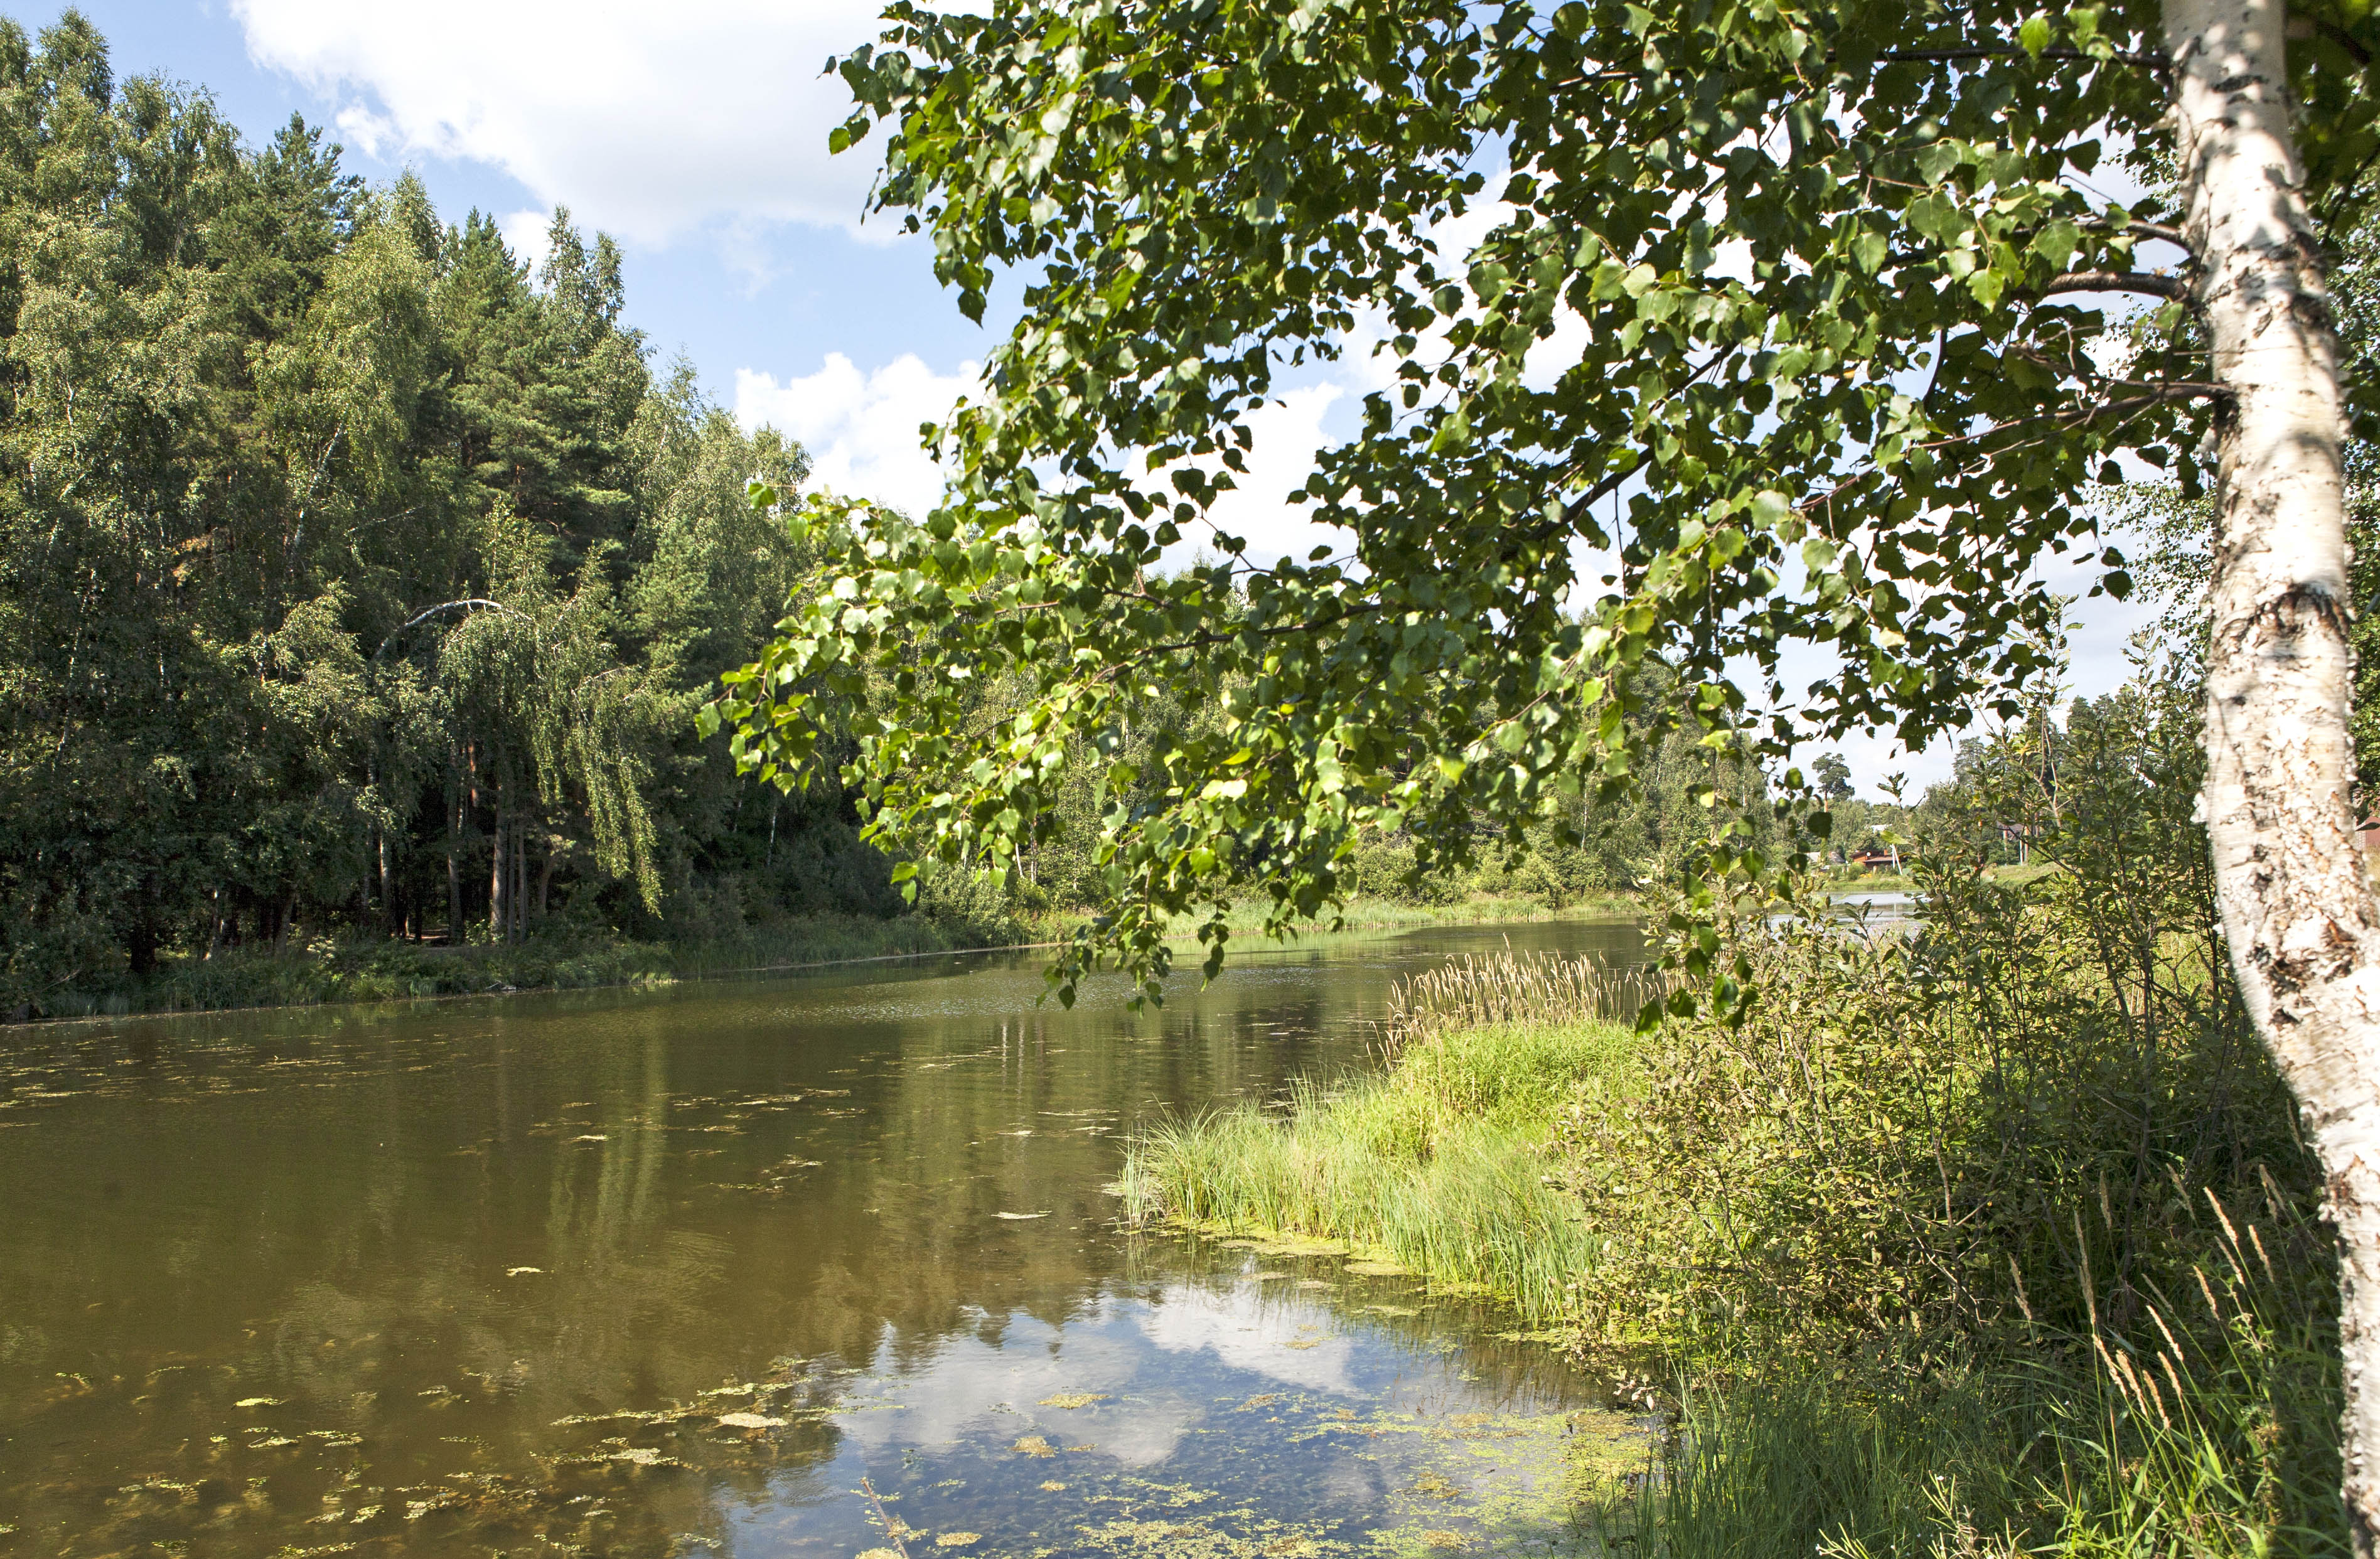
[
  {"x1": 1382, "y1": 945, "x2": 1666, "y2": 1053},
  {"x1": 1600, "y1": 1192, "x2": 2347, "y2": 1559}
]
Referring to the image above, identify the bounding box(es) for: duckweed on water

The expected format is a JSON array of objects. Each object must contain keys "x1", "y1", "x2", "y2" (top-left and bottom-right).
[{"x1": 967, "y1": 1395, "x2": 1644, "y2": 1559}]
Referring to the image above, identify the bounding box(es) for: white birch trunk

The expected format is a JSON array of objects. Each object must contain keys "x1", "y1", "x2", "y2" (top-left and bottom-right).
[{"x1": 2167, "y1": 0, "x2": 2380, "y2": 1546}]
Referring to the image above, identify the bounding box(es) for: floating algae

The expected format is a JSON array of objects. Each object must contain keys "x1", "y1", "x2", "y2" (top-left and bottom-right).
[{"x1": 0, "y1": 915, "x2": 1649, "y2": 1559}]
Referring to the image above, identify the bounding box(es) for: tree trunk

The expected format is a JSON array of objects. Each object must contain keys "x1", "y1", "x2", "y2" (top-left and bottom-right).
[
  {"x1": 489, "y1": 773, "x2": 507, "y2": 940},
  {"x1": 447, "y1": 774, "x2": 464, "y2": 943},
  {"x1": 2168, "y1": 0, "x2": 2380, "y2": 1547}
]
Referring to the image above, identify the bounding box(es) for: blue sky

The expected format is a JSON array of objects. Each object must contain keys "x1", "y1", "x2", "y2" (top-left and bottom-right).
[{"x1": 38, "y1": 1, "x2": 2161, "y2": 799}]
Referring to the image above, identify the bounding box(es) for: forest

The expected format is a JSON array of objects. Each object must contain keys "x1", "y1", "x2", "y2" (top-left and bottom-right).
[
  {"x1": 0, "y1": 15, "x2": 906, "y2": 1015},
  {"x1": 0, "y1": 13, "x2": 1779, "y2": 1019},
  {"x1": 6, "y1": 0, "x2": 2380, "y2": 1551}
]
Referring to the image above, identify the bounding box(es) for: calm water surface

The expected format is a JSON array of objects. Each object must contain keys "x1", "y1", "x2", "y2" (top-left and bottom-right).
[{"x1": 0, "y1": 921, "x2": 1642, "y2": 1558}]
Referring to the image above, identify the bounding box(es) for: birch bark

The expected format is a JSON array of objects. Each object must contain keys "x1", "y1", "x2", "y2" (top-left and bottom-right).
[{"x1": 2167, "y1": 0, "x2": 2380, "y2": 1545}]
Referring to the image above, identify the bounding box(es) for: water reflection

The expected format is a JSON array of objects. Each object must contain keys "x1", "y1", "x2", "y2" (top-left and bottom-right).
[{"x1": 0, "y1": 921, "x2": 1641, "y2": 1556}]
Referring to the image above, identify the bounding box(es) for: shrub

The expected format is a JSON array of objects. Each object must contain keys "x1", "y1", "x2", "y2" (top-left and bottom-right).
[{"x1": 1567, "y1": 658, "x2": 2346, "y2": 1554}]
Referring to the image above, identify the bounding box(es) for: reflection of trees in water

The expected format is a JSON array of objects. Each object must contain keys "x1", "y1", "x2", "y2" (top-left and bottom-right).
[
  {"x1": 0, "y1": 923, "x2": 1637, "y2": 1551},
  {"x1": 839, "y1": 962, "x2": 1398, "y2": 1367}
]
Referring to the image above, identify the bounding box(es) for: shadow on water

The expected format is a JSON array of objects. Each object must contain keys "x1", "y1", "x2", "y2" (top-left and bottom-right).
[{"x1": 0, "y1": 920, "x2": 1645, "y2": 1557}]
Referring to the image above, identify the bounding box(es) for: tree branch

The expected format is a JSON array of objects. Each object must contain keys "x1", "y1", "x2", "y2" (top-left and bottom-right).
[
  {"x1": 373, "y1": 599, "x2": 535, "y2": 663},
  {"x1": 1873, "y1": 46, "x2": 2169, "y2": 69},
  {"x1": 2313, "y1": 18, "x2": 2374, "y2": 68},
  {"x1": 2032, "y1": 270, "x2": 2192, "y2": 301}
]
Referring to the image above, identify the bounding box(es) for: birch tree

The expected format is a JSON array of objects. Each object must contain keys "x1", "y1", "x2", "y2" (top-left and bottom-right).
[
  {"x1": 714, "y1": 0, "x2": 2380, "y2": 1531},
  {"x1": 2174, "y1": 1, "x2": 2380, "y2": 1538}
]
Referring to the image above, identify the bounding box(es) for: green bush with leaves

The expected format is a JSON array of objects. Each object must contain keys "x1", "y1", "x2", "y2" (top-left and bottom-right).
[
  {"x1": 1567, "y1": 660, "x2": 2290, "y2": 1357},
  {"x1": 1555, "y1": 656, "x2": 2343, "y2": 1552}
]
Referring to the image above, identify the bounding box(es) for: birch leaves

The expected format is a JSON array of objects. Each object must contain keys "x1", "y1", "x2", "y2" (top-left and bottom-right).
[{"x1": 715, "y1": 0, "x2": 2380, "y2": 1002}]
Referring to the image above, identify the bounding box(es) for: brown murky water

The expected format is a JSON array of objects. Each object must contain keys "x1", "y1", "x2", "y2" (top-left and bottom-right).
[{"x1": 0, "y1": 921, "x2": 1643, "y2": 1558}]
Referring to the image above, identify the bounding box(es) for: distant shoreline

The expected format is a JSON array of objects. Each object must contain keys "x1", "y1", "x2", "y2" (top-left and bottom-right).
[{"x1": 0, "y1": 893, "x2": 1643, "y2": 1031}]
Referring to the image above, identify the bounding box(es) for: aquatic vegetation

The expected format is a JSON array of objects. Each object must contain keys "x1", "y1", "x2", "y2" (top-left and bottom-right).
[
  {"x1": 2, "y1": 923, "x2": 1651, "y2": 1556},
  {"x1": 1381, "y1": 948, "x2": 1665, "y2": 1053},
  {"x1": 1124, "y1": 1014, "x2": 1632, "y2": 1330}
]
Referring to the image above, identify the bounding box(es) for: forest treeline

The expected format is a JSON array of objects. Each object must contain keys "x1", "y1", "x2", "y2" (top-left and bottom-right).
[
  {"x1": 0, "y1": 14, "x2": 1784, "y2": 1017},
  {"x1": 0, "y1": 13, "x2": 904, "y2": 1012}
]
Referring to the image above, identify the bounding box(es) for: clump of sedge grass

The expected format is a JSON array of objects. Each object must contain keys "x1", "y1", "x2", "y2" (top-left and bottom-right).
[
  {"x1": 1594, "y1": 1188, "x2": 2346, "y2": 1559},
  {"x1": 1124, "y1": 987, "x2": 1634, "y2": 1329}
]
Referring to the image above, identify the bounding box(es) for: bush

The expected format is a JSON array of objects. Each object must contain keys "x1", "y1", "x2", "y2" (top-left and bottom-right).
[{"x1": 1565, "y1": 659, "x2": 2346, "y2": 1555}]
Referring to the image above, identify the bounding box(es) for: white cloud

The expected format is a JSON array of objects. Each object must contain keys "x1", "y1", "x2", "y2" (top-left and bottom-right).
[
  {"x1": 1136, "y1": 1283, "x2": 1359, "y2": 1395},
  {"x1": 1193, "y1": 384, "x2": 1349, "y2": 566},
  {"x1": 498, "y1": 209, "x2": 553, "y2": 277},
  {"x1": 836, "y1": 1306, "x2": 1197, "y2": 1468},
  {"x1": 734, "y1": 353, "x2": 980, "y2": 518},
  {"x1": 737, "y1": 354, "x2": 1351, "y2": 560},
  {"x1": 232, "y1": 0, "x2": 898, "y2": 245}
]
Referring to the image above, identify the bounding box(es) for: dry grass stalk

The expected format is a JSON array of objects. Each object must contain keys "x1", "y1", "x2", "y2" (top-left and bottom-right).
[{"x1": 1381, "y1": 946, "x2": 1666, "y2": 1054}]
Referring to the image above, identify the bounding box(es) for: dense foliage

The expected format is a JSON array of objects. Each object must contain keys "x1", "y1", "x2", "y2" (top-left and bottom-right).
[
  {"x1": 0, "y1": 15, "x2": 919, "y2": 1015},
  {"x1": 1140, "y1": 646, "x2": 2343, "y2": 1553},
  {"x1": 717, "y1": 0, "x2": 2380, "y2": 1004},
  {"x1": 1558, "y1": 654, "x2": 2343, "y2": 1553}
]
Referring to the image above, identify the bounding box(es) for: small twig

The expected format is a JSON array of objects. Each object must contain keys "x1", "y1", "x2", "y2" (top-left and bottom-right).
[
  {"x1": 2313, "y1": 18, "x2": 2373, "y2": 69},
  {"x1": 860, "y1": 1476, "x2": 912, "y2": 1559},
  {"x1": 1873, "y1": 46, "x2": 2168, "y2": 70}
]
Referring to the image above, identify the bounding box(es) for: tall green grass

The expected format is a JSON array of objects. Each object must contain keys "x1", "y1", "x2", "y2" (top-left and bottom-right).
[
  {"x1": 1123, "y1": 1011, "x2": 1632, "y2": 1329},
  {"x1": 1607, "y1": 1196, "x2": 2346, "y2": 1559}
]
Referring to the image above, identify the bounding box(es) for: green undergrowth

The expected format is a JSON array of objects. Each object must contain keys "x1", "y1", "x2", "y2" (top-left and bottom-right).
[
  {"x1": 1133, "y1": 660, "x2": 2351, "y2": 1557},
  {"x1": 1122, "y1": 1017, "x2": 1634, "y2": 1331},
  {"x1": 1150, "y1": 892, "x2": 1636, "y2": 945},
  {"x1": 12, "y1": 891, "x2": 1638, "y2": 1025},
  {"x1": 1589, "y1": 667, "x2": 2351, "y2": 1556},
  {"x1": 18, "y1": 911, "x2": 990, "y2": 1022}
]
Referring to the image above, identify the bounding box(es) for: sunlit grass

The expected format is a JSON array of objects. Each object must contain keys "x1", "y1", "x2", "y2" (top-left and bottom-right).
[{"x1": 1123, "y1": 1015, "x2": 1633, "y2": 1330}]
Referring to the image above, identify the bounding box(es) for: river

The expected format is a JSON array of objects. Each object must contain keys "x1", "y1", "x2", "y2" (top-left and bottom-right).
[{"x1": 0, "y1": 920, "x2": 1642, "y2": 1558}]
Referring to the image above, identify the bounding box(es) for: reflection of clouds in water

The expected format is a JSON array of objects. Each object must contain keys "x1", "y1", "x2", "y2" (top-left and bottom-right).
[
  {"x1": 1136, "y1": 1283, "x2": 1358, "y2": 1395},
  {"x1": 839, "y1": 1305, "x2": 1201, "y2": 1467},
  {"x1": 1321, "y1": 1455, "x2": 1390, "y2": 1509}
]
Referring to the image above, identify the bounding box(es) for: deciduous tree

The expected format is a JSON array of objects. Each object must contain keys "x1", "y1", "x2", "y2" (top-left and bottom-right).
[{"x1": 714, "y1": 0, "x2": 2380, "y2": 1534}]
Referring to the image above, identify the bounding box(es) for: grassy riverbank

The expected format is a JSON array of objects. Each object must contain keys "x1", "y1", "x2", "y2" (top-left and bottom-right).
[
  {"x1": 1125, "y1": 862, "x2": 2349, "y2": 1555},
  {"x1": 9, "y1": 889, "x2": 1636, "y2": 1024},
  {"x1": 19, "y1": 911, "x2": 985, "y2": 1022},
  {"x1": 1123, "y1": 1016, "x2": 1631, "y2": 1329}
]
